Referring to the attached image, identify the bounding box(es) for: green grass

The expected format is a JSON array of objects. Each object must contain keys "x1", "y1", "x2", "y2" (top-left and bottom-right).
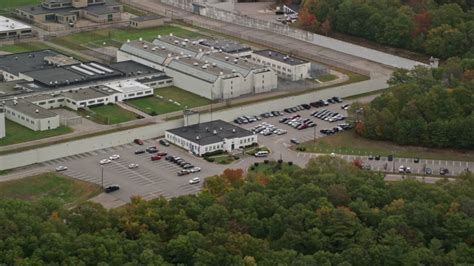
[
  {"x1": 0, "y1": 170, "x2": 11, "y2": 176},
  {"x1": 88, "y1": 104, "x2": 139, "y2": 124},
  {"x1": 0, "y1": 173, "x2": 101, "y2": 206},
  {"x1": 317, "y1": 74, "x2": 338, "y2": 82},
  {"x1": 0, "y1": 42, "x2": 53, "y2": 53},
  {"x1": 0, "y1": 120, "x2": 73, "y2": 146},
  {"x1": 249, "y1": 161, "x2": 300, "y2": 175},
  {"x1": 126, "y1": 86, "x2": 212, "y2": 115},
  {"x1": 208, "y1": 154, "x2": 236, "y2": 164},
  {"x1": 0, "y1": 0, "x2": 40, "y2": 10},
  {"x1": 296, "y1": 130, "x2": 474, "y2": 162},
  {"x1": 50, "y1": 25, "x2": 203, "y2": 51}
]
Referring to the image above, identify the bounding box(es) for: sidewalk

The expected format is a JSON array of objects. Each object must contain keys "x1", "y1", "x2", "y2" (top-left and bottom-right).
[{"x1": 116, "y1": 102, "x2": 152, "y2": 118}]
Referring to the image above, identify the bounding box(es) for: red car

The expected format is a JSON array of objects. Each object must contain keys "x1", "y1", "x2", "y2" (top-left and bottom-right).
[
  {"x1": 151, "y1": 155, "x2": 161, "y2": 161},
  {"x1": 134, "y1": 139, "x2": 144, "y2": 145}
]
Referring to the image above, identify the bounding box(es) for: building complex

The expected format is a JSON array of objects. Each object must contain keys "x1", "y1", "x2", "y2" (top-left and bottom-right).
[
  {"x1": 251, "y1": 49, "x2": 312, "y2": 81},
  {"x1": 0, "y1": 16, "x2": 33, "y2": 40}
]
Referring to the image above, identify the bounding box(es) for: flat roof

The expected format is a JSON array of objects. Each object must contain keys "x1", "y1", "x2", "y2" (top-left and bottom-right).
[
  {"x1": 199, "y1": 39, "x2": 251, "y2": 54},
  {"x1": 203, "y1": 52, "x2": 267, "y2": 76},
  {"x1": 0, "y1": 16, "x2": 31, "y2": 32},
  {"x1": 86, "y1": 4, "x2": 120, "y2": 15},
  {"x1": 153, "y1": 35, "x2": 211, "y2": 55},
  {"x1": 0, "y1": 49, "x2": 61, "y2": 76},
  {"x1": 109, "y1": 60, "x2": 161, "y2": 76},
  {"x1": 61, "y1": 87, "x2": 113, "y2": 101},
  {"x1": 167, "y1": 120, "x2": 254, "y2": 146},
  {"x1": 121, "y1": 40, "x2": 176, "y2": 65},
  {"x1": 130, "y1": 15, "x2": 163, "y2": 22},
  {"x1": 104, "y1": 79, "x2": 150, "y2": 93},
  {"x1": 0, "y1": 80, "x2": 29, "y2": 99},
  {"x1": 4, "y1": 99, "x2": 57, "y2": 119},
  {"x1": 253, "y1": 49, "x2": 308, "y2": 65},
  {"x1": 22, "y1": 62, "x2": 122, "y2": 87}
]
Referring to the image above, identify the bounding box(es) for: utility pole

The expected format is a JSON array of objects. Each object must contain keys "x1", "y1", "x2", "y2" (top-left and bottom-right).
[
  {"x1": 313, "y1": 126, "x2": 316, "y2": 144},
  {"x1": 101, "y1": 165, "x2": 104, "y2": 188}
]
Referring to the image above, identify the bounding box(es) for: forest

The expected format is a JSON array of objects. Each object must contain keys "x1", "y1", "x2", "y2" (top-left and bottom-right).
[
  {"x1": 0, "y1": 157, "x2": 472, "y2": 265},
  {"x1": 297, "y1": 0, "x2": 474, "y2": 58},
  {"x1": 353, "y1": 57, "x2": 474, "y2": 148}
]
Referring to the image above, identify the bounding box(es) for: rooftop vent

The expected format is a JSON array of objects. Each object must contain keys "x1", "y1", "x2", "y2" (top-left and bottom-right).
[
  {"x1": 213, "y1": 130, "x2": 217, "y2": 135},
  {"x1": 193, "y1": 62, "x2": 199, "y2": 66},
  {"x1": 202, "y1": 65, "x2": 208, "y2": 69},
  {"x1": 181, "y1": 41, "x2": 186, "y2": 47},
  {"x1": 151, "y1": 47, "x2": 157, "y2": 51},
  {"x1": 219, "y1": 71, "x2": 223, "y2": 75},
  {"x1": 234, "y1": 59, "x2": 238, "y2": 64},
  {"x1": 232, "y1": 69, "x2": 236, "y2": 73},
  {"x1": 199, "y1": 48, "x2": 203, "y2": 52},
  {"x1": 184, "y1": 39, "x2": 189, "y2": 42},
  {"x1": 35, "y1": 109, "x2": 39, "y2": 113},
  {"x1": 232, "y1": 128, "x2": 236, "y2": 133},
  {"x1": 192, "y1": 41, "x2": 197, "y2": 45},
  {"x1": 174, "y1": 40, "x2": 179, "y2": 44},
  {"x1": 161, "y1": 46, "x2": 166, "y2": 50},
  {"x1": 268, "y1": 51, "x2": 272, "y2": 56},
  {"x1": 225, "y1": 56, "x2": 229, "y2": 61},
  {"x1": 143, "y1": 45, "x2": 148, "y2": 49},
  {"x1": 212, "y1": 63, "x2": 217, "y2": 67}
]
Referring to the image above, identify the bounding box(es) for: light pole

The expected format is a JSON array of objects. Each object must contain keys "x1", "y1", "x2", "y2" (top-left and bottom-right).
[{"x1": 313, "y1": 125, "x2": 316, "y2": 144}]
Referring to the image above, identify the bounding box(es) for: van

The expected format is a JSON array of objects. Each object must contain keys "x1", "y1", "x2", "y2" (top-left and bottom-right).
[{"x1": 254, "y1": 150, "x2": 269, "y2": 157}]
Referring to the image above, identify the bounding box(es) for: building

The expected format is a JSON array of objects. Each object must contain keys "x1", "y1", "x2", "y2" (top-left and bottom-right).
[
  {"x1": 165, "y1": 120, "x2": 257, "y2": 156},
  {"x1": 251, "y1": 49, "x2": 311, "y2": 81},
  {"x1": 3, "y1": 99, "x2": 59, "y2": 131},
  {"x1": 0, "y1": 108, "x2": 5, "y2": 139},
  {"x1": 16, "y1": 0, "x2": 122, "y2": 26},
  {"x1": 129, "y1": 15, "x2": 167, "y2": 29},
  {"x1": 0, "y1": 50, "x2": 61, "y2": 82},
  {"x1": 199, "y1": 39, "x2": 252, "y2": 57},
  {"x1": 0, "y1": 16, "x2": 33, "y2": 39},
  {"x1": 118, "y1": 38, "x2": 278, "y2": 99}
]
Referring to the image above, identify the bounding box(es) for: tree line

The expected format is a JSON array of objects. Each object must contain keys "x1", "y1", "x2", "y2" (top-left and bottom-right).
[
  {"x1": 353, "y1": 57, "x2": 474, "y2": 149},
  {"x1": 0, "y1": 158, "x2": 472, "y2": 265},
  {"x1": 298, "y1": 0, "x2": 474, "y2": 59}
]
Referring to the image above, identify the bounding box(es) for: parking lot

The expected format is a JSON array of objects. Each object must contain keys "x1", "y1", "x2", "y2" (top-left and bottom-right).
[{"x1": 41, "y1": 139, "x2": 217, "y2": 202}]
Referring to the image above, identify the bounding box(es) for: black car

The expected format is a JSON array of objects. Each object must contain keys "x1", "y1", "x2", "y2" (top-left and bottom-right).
[
  {"x1": 146, "y1": 146, "x2": 158, "y2": 153},
  {"x1": 440, "y1": 168, "x2": 449, "y2": 176},
  {"x1": 414, "y1": 158, "x2": 420, "y2": 163},
  {"x1": 134, "y1": 150, "x2": 145, "y2": 155},
  {"x1": 332, "y1": 96, "x2": 343, "y2": 103},
  {"x1": 375, "y1": 155, "x2": 381, "y2": 160},
  {"x1": 104, "y1": 184, "x2": 120, "y2": 193},
  {"x1": 327, "y1": 98, "x2": 335, "y2": 104},
  {"x1": 159, "y1": 139, "x2": 170, "y2": 146},
  {"x1": 301, "y1": 104, "x2": 311, "y2": 110},
  {"x1": 368, "y1": 154, "x2": 374, "y2": 160},
  {"x1": 165, "y1": 155, "x2": 173, "y2": 161}
]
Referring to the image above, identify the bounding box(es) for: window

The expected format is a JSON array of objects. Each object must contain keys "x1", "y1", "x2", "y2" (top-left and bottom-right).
[
  {"x1": 97, "y1": 99, "x2": 104, "y2": 103},
  {"x1": 88, "y1": 100, "x2": 95, "y2": 104},
  {"x1": 48, "y1": 100, "x2": 55, "y2": 103},
  {"x1": 128, "y1": 93, "x2": 135, "y2": 97},
  {"x1": 58, "y1": 99, "x2": 64, "y2": 102},
  {"x1": 38, "y1": 102, "x2": 46, "y2": 105},
  {"x1": 166, "y1": 80, "x2": 172, "y2": 83},
  {"x1": 137, "y1": 92, "x2": 143, "y2": 95},
  {"x1": 145, "y1": 90, "x2": 152, "y2": 94}
]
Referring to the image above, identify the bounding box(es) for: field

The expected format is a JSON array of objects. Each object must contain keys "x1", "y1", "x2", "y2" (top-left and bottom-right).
[
  {"x1": 126, "y1": 86, "x2": 212, "y2": 115},
  {"x1": 0, "y1": 42, "x2": 52, "y2": 53},
  {"x1": 0, "y1": 0, "x2": 40, "y2": 10},
  {"x1": 0, "y1": 120, "x2": 73, "y2": 146},
  {"x1": 50, "y1": 25, "x2": 203, "y2": 51},
  {"x1": 88, "y1": 104, "x2": 139, "y2": 124},
  {"x1": 0, "y1": 173, "x2": 101, "y2": 206},
  {"x1": 296, "y1": 130, "x2": 474, "y2": 161},
  {"x1": 317, "y1": 74, "x2": 338, "y2": 82}
]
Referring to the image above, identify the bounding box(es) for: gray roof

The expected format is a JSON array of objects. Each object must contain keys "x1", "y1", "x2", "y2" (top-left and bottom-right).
[
  {"x1": 130, "y1": 15, "x2": 163, "y2": 22},
  {"x1": 18, "y1": 1, "x2": 120, "y2": 15},
  {"x1": 253, "y1": 49, "x2": 308, "y2": 65},
  {"x1": 199, "y1": 39, "x2": 251, "y2": 54},
  {"x1": 0, "y1": 80, "x2": 28, "y2": 99},
  {"x1": 4, "y1": 99, "x2": 57, "y2": 119},
  {"x1": 61, "y1": 87, "x2": 113, "y2": 101},
  {"x1": 110, "y1": 60, "x2": 161, "y2": 76},
  {"x1": 167, "y1": 120, "x2": 254, "y2": 146},
  {"x1": 86, "y1": 4, "x2": 120, "y2": 15},
  {"x1": 202, "y1": 52, "x2": 268, "y2": 77},
  {"x1": 153, "y1": 36, "x2": 210, "y2": 56},
  {"x1": 0, "y1": 50, "x2": 60, "y2": 76},
  {"x1": 120, "y1": 40, "x2": 173, "y2": 65}
]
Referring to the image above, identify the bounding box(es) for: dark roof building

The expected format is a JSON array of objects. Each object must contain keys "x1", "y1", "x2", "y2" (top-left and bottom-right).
[
  {"x1": 253, "y1": 49, "x2": 308, "y2": 65},
  {"x1": 199, "y1": 39, "x2": 251, "y2": 56},
  {"x1": 0, "y1": 49, "x2": 60, "y2": 77}
]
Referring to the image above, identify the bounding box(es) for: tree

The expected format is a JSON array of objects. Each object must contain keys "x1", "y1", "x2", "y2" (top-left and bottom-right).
[{"x1": 320, "y1": 19, "x2": 331, "y2": 36}]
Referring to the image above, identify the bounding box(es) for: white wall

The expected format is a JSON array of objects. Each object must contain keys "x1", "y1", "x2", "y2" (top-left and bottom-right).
[
  {"x1": 0, "y1": 112, "x2": 5, "y2": 139},
  {"x1": 4, "y1": 105, "x2": 60, "y2": 131},
  {"x1": 116, "y1": 50, "x2": 166, "y2": 71},
  {"x1": 164, "y1": 67, "x2": 215, "y2": 99}
]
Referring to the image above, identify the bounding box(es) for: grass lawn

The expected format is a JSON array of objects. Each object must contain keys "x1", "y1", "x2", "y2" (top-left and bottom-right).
[
  {"x1": 317, "y1": 74, "x2": 338, "y2": 82},
  {"x1": 50, "y1": 25, "x2": 203, "y2": 51},
  {"x1": 0, "y1": 173, "x2": 101, "y2": 206},
  {"x1": 208, "y1": 154, "x2": 236, "y2": 164},
  {"x1": 88, "y1": 104, "x2": 139, "y2": 124},
  {"x1": 0, "y1": 0, "x2": 40, "y2": 10},
  {"x1": 0, "y1": 42, "x2": 53, "y2": 53},
  {"x1": 249, "y1": 161, "x2": 300, "y2": 175},
  {"x1": 296, "y1": 130, "x2": 474, "y2": 161},
  {"x1": 0, "y1": 120, "x2": 73, "y2": 146},
  {"x1": 126, "y1": 86, "x2": 212, "y2": 115}
]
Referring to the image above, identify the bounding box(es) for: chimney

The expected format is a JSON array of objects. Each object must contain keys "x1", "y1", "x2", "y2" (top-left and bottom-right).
[{"x1": 213, "y1": 130, "x2": 217, "y2": 135}]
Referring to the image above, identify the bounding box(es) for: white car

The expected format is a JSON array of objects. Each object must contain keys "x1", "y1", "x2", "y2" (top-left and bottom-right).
[
  {"x1": 128, "y1": 163, "x2": 139, "y2": 169},
  {"x1": 189, "y1": 167, "x2": 201, "y2": 173},
  {"x1": 100, "y1": 159, "x2": 111, "y2": 165},
  {"x1": 55, "y1": 166, "x2": 68, "y2": 172},
  {"x1": 189, "y1": 177, "x2": 200, "y2": 184},
  {"x1": 109, "y1": 154, "x2": 120, "y2": 160}
]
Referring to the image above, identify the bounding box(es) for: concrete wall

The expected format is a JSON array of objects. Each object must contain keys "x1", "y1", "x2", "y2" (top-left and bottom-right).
[
  {"x1": 0, "y1": 112, "x2": 5, "y2": 139},
  {"x1": 0, "y1": 77, "x2": 388, "y2": 170},
  {"x1": 160, "y1": 0, "x2": 426, "y2": 70}
]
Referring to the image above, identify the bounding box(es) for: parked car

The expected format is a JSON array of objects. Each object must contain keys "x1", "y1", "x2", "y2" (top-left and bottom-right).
[
  {"x1": 189, "y1": 177, "x2": 201, "y2": 184},
  {"x1": 290, "y1": 138, "x2": 300, "y2": 144},
  {"x1": 425, "y1": 168, "x2": 432, "y2": 175},
  {"x1": 254, "y1": 151, "x2": 269, "y2": 157},
  {"x1": 134, "y1": 139, "x2": 144, "y2": 145},
  {"x1": 332, "y1": 96, "x2": 343, "y2": 103},
  {"x1": 128, "y1": 163, "x2": 139, "y2": 169},
  {"x1": 104, "y1": 184, "x2": 120, "y2": 193},
  {"x1": 156, "y1": 152, "x2": 168, "y2": 156},
  {"x1": 151, "y1": 155, "x2": 161, "y2": 161},
  {"x1": 134, "y1": 150, "x2": 145, "y2": 155},
  {"x1": 388, "y1": 155, "x2": 393, "y2": 161},
  {"x1": 375, "y1": 155, "x2": 381, "y2": 160},
  {"x1": 109, "y1": 154, "x2": 120, "y2": 160},
  {"x1": 55, "y1": 166, "x2": 68, "y2": 172},
  {"x1": 189, "y1": 167, "x2": 201, "y2": 173},
  {"x1": 99, "y1": 159, "x2": 111, "y2": 165},
  {"x1": 440, "y1": 167, "x2": 449, "y2": 176},
  {"x1": 159, "y1": 139, "x2": 170, "y2": 146},
  {"x1": 368, "y1": 155, "x2": 374, "y2": 160},
  {"x1": 414, "y1": 158, "x2": 420, "y2": 163},
  {"x1": 178, "y1": 170, "x2": 190, "y2": 176},
  {"x1": 146, "y1": 146, "x2": 158, "y2": 153}
]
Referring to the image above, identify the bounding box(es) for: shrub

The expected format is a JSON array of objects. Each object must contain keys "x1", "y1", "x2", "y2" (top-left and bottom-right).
[
  {"x1": 278, "y1": 159, "x2": 283, "y2": 164},
  {"x1": 233, "y1": 156, "x2": 240, "y2": 160},
  {"x1": 264, "y1": 160, "x2": 269, "y2": 164},
  {"x1": 202, "y1": 150, "x2": 225, "y2": 157},
  {"x1": 288, "y1": 161, "x2": 293, "y2": 166},
  {"x1": 254, "y1": 162, "x2": 259, "y2": 167}
]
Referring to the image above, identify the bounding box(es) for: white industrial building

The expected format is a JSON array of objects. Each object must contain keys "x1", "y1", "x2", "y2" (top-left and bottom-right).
[
  {"x1": 0, "y1": 16, "x2": 33, "y2": 40},
  {"x1": 118, "y1": 37, "x2": 278, "y2": 100},
  {"x1": 251, "y1": 49, "x2": 311, "y2": 81},
  {"x1": 0, "y1": 108, "x2": 5, "y2": 139},
  {"x1": 165, "y1": 120, "x2": 257, "y2": 156},
  {"x1": 3, "y1": 99, "x2": 60, "y2": 131}
]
